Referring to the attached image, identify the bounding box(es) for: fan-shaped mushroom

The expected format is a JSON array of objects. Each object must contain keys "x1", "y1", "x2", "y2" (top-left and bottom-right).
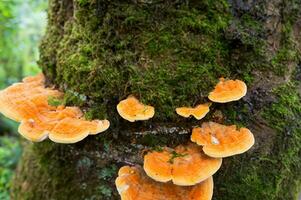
[
  {"x1": 208, "y1": 78, "x2": 247, "y2": 103},
  {"x1": 18, "y1": 107, "x2": 83, "y2": 142},
  {"x1": 116, "y1": 165, "x2": 214, "y2": 200},
  {"x1": 117, "y1": 96, "x2": 155, "y2": 122},
  {"x1": 191, "y1": 122, "x2": 255, "y2": 158},
  {"x1": 143, "y1": 143, "x2": 222, "y2": 186},
  {"x1": 0, "y1": 74, "x2": 62, "y2": 121},
  {"x1": 49, "y1": 118, "x2": 110, "y2": 143},
  {"x1": 176, "y1": 103, "x2": 211, "y2": 120}
]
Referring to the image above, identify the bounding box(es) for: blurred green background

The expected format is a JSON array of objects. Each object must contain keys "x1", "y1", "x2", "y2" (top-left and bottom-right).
[{"x1": 0, "y1": 0, "x2": 47, "y2": 198}]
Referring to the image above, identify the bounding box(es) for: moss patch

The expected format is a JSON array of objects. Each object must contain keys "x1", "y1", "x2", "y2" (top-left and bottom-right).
[{"x1": 39, "y1": 0, "x2": 282, "y2": 121}]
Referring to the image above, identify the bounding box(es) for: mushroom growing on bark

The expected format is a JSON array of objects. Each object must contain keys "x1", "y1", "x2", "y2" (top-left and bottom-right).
[
  {"x1": 191, "y1": 121, "x2": 255, "y2": 158},
  {"x1": 0, "y1": 75, "x2": 62, "y2": 121},
  {"x1": 49, "y1": 118, "x2": 110, "y2": 143},
  {"x1": 176, "y1": 103, "x2": 211, "y2": 120},
  {"x1": 208, "y1": 78, "x2": 247, "y2": 103},
  {"x1": 117, "y1": 96, "x2": 155, "y2": 122},
  {"x1": 18, "y1": 106, "x2": 82, "y2": 142},
  {"x1": 143, "y1": 143, "x2": 222, "y2": 186},
  {"x1": 0, "y1": 74, "x2": 110, "y2": 143},
  {"x1": 115, "y1": 165, "x2": 214, "y2": 200}
]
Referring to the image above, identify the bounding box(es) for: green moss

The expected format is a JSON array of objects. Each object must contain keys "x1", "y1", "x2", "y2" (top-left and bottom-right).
[
  {"x1": 76, "y1": 0, "x2": 89, "y2": 7},
  {"x1": 62, "y1": 90, "x2": 87, "y2": 107},
  {"x1": 98, "y1": 185, "x2": 113, "y2": 198},
  {"x1": 233, "y1": 13, "x2": 265, "y2": 46},
  {"x1": 40, "y1": 0, "x2": 236, "y2": 121},
  {"x1": 270, "y1": 22, "x2": 299, "y2": 76},
  {"x1": 40, "y1": 0, "x2": 300, "y2": 121},
  {"x1": 261, "y1": 82, "x2": 301, "y2": 199},
  {"x1": 270, "y1": 0, "x2": 301, "y2": 76},
  {"x1": 39, "y1": 0, "x2": 301, "y2": 121},
  {"x1": 98, "y1": 165, "x2": 117, "y2": 180},
  {"x1": 47, "y1": 96, "x2": 63, "y2": 107}
]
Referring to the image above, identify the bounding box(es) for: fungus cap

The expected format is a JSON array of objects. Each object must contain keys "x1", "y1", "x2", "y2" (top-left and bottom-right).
[
  {"x1": 191, "y1": 122, "x2": 255, "y2": 158},
  {"x1": 117, "y1": 96, "x2": 155, "y2": 122},
  {"x1": 0, "y1": 74, "x2": 110, "y2": 144},
  {"x1": 49, "y1": 118, "x2": 110, "y2": 143},
  {"x1": 0, "y1": 97, "x2": 44, "y2": 122},
  {"x1": 208, "y1": 78, "x2": 247, "y2": 103},
  {"x1": 0, "y1": 74, "x2": 62, "y2": 121},
  {"x1": 18, "y1": 107, "x2": 83, "y2": 142},
  {"x1": 176, "y1": 103, "x2": 211, "y2": 120},
  {"x1": 143, "y1": 143, "x2": 222, "y2": 186},
  {"x1": 115, "y1": 165, "x2": 213, "y2": 200}
]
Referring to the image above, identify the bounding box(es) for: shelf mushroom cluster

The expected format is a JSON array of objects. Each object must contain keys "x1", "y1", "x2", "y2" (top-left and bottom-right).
[
  {"x1": 0, "y1": 74, "x2": 254, "y2": 199},
  {"x1": 115, "y1": 77, "x2": 254, "y2": 200},
  {"x1": 0, "y1": 74, "x2": 110, "y2": 143}
]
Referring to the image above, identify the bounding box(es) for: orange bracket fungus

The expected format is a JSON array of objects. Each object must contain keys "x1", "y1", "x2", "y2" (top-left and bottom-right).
[
  {"x1": 17, "y1": 106, "x2": 81, "y2": 142},
  {"x1": 48, "y1": 118, "x2": 110, "y2": 143},
  {"x1": 143, "y1": 143, "x2": 222, "y2": 186},
  {"x1": 18, "y1": 106, "x2": 110, "y2": 143},
  {"x1": 0, "y1": 74, "x2": 62, "y2": 122},
  {"x1": 0, "y1": 74, "x2": 110, "y2": 143},
  {"x1": 176, "y1": 103, "x2": 211, "y2": 120},
  {"x1": 208, "y1": 78, "x2": 247, "y2": 103},
  {"x1": 115, "y1": 165, "x2": 213, "y2": 200},
  {"x1": 191, "y1": 121, "x2": 255, "y2": 158},
  {"x1": 117, "y1": 96, "x2": 155, "y2": 122}
]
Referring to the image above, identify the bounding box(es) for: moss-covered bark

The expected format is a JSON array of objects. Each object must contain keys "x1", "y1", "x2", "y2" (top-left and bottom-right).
[{"x1": 11, "y1": 0, "x2": 301, "y2": 199}]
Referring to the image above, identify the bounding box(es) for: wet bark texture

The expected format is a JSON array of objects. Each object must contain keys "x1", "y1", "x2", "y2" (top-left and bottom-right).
[{"x1": 11, "y1": 0, "x2": 301, "y2": 199}]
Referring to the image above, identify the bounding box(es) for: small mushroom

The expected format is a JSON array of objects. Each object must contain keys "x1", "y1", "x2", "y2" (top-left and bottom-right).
[
  {"x1": 176, "y1": 103, "x2": 211, "y2": 120},
  {"x1": 143, "y1": 143, "x2": 222, "y2": 186},
  {"x1": 191, "y1": 122, "x2": 255, "y2": 158},
  {"x1": 115, "y1": 165, "x2": 214, "y2": 200},
  {"x1": 117, "y1": 96, "x2": 155, "y2": 122},
  {"x1": 208, "y1": 78, "x2": 247, "y2": 103}
]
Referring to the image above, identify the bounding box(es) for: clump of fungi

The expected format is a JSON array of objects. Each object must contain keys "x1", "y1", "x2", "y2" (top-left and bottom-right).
[
  {"x1": 116, "y1": 77, "x2": 254, "y2": 200},
  {"x1": 0, "y1": 74, "x2": 254, "y2": 199},
  {"x1": 0, "y1": 74, "x2": 110, "y2": 143}
]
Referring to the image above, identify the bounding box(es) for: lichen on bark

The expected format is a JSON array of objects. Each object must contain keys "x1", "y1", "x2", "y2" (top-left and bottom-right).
[{"x1": 11, "y1": 0, "x2": 301, "y2": 199}]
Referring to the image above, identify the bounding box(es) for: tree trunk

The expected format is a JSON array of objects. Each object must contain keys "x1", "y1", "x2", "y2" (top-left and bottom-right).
[{"x1": 11, "y1": 0, "x2": 301, "y2": 199}]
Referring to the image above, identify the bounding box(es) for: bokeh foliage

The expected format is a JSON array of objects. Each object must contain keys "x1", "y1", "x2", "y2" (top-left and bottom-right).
[
  {"x1": 0, "y1": 0, "x2": 47, "y2": 198},
  {"x1": 0, "y1": 0, "x2": 46, "y2": 89}
]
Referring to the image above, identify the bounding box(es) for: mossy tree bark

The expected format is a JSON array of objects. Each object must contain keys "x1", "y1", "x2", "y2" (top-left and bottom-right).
[{"x1": 11, "y1": 0, "x2": 301, "y2": 199}]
